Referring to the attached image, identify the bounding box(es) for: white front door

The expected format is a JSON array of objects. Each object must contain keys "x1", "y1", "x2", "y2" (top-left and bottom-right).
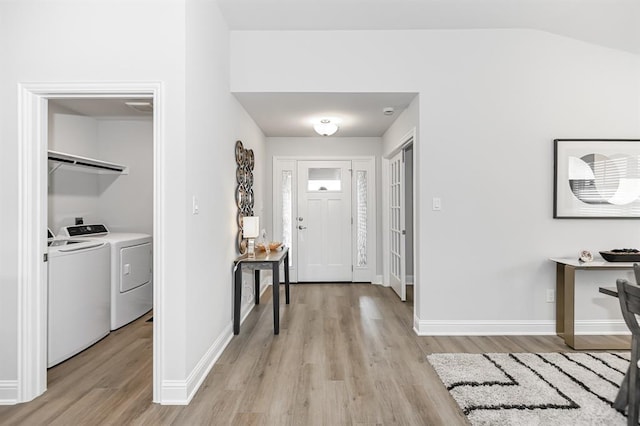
[
  {"x1": 297, "y1": 160, "x2": 352, "y2": 282},
  {"x1": 389, "y1": 151, "x2": 406, "y2": 300}
]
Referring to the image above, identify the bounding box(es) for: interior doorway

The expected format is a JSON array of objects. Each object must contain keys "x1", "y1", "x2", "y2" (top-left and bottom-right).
[
  {"x1": 46, "y1": 97, "x2": 154, "y2": 369},
  {"x1": 387, "y1": 135, "x2": 415, "y2": 302},
  {"x1": 16, "y1": 83, "x2": 163, "y2": 403}
]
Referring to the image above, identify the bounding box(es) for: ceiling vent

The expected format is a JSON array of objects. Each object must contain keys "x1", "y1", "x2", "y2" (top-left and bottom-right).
[{"x1": 125, "y1": 101, "x2": 153, "y2": 113}]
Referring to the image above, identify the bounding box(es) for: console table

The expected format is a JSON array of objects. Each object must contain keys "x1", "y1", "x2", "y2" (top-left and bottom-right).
[
  {"x1": 551, "y1": 258, "x2": 632, "y2": 350},
  {"x1": 234, "y1": 247, "x2": 290, "y2": 335}
]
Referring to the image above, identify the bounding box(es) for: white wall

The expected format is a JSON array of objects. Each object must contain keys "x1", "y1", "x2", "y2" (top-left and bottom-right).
[
  {"x1": 231, "y1": 29, "x2": 640, "y2": 334},
  {"x1": 48, "y1": 109, "x2": 154, "y2": 235},
  {"x1": 184, "y1": 0, "x2": 267, "y2": 395},
  {"x1": 265, "y1": 137, "x2": 383, "y2": 275},
  {"x1": 98, "y1": 119, "x2": 153, "y2": 235},
  {"x1": 48, "y1": 104, "x2": 100, "y2": 233},
  {"x1": 1, "y1": 0, "x2": 264, "y2": 405},
  {"x1": 0, "y1": 0, "x2": 187, "y2": 401},
  {"x1": 382, "y1": 96, "x2": 419, "y2": 157}
]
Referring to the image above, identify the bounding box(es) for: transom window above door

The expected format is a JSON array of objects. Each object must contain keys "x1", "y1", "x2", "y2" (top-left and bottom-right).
[{"x1": 307, "y1": 167, "x2": 342, "y2": 192}]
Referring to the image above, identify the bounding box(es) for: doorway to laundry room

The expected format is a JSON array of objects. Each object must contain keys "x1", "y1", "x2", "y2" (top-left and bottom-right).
[{"x1": 46, "y1": 97, "x2": 155, "y2": 388}]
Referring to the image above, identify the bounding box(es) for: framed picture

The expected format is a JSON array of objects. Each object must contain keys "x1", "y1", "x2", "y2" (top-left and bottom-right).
[{"x1": 554, "y1": 139, "x2": 640, "y2": 218}]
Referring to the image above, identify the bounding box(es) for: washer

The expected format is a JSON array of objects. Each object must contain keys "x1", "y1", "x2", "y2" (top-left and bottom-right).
[
  {"x1": 59, "y1": 224, "x2": 153, "y2": 330},
  {"x1": 48, "y1": 238, "x2": 110, "y2": 367}
]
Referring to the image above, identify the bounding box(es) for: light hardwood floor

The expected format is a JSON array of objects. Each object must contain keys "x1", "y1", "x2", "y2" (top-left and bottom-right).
[{"x1": 0, "y1": 284, "x2": 628, "y2": 425}]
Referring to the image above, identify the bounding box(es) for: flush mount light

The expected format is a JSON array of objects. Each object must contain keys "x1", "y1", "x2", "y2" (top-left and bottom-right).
[{"x1": 313, "y1": 119, "x2": 339, "y2": 136}]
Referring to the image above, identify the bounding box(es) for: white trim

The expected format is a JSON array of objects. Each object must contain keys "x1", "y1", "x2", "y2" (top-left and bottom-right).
[
  {"x1": 274, "y1": 155, "x2": 376, "y2": 161},
  {"x1": 17, "y1": 86, "x2": 48, "y2": 403},
  {"x1": 372, "y1": 275, "x2": 383, "y2": 285},
  {"x1": 414, "y1": 319, "x2": 556, "y2": 336},
  {"x1": 0, "y1": 381, "x2": 19, "y2": 405},
  {"x1": 16, "y1": 82, "x2": 164, "y2": 404},
  {"x1": 160, "y1": 282, "x2": 271, "y2": 405},
  {"x1": 158, "y1": 380, "x2": 190, "y2": 406},
  {"x1": 406, "y1": 275, "x2": 414, "y2": 285},
  {"x1": 575, "y1": 320, "x2": 630, "y2": 335},
  {"x1": 161, "y1": 324, "x2": 233, "y2": 405},
  {"x1": 413, "y1": 318, "x2": 630, "y2": 336},
  {"x1": 273, "y1": 156, "x2": 377, "y2": 284}
]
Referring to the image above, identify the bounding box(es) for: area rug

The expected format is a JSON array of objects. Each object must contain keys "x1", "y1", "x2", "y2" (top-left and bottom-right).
[{"x1": 427, "y1": 352, "x2": 630, "y2": 426}]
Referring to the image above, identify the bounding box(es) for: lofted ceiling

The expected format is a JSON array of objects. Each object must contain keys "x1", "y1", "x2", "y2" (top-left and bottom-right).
[
  {"x1": 221, "y1": 0, "x2": 638, "y2": 138},
  {"x1": 49, "y1": 1, "x2": 639, "y2": 138},
  {"x1": 217, "y1": 0, "x2": 640, "y2": 55}
]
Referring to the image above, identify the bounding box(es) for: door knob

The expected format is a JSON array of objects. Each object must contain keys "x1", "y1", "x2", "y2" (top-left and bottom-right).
[
  {"x1": 298, "y1": 225, "x2": 307, "y2": 230},
  {"x1": 297, "y1": 217, "x2": 304, "y2": 221}
]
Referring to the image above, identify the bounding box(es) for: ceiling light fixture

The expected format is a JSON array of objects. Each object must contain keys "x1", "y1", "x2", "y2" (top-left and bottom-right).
[{"x1": 313, "y1": 119, "x2": 338, "y2": 136}]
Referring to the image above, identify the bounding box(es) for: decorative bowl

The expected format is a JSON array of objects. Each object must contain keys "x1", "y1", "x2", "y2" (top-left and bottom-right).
[
  {"x1": 269, "y1": 241, "x2": 282, "y2": 251},
  {"x1": 256, "y1": 242, "x2": 282, "y2": 252},
  {"x1": 600, "y1": 249, "x2": 640, "y2": 262}
]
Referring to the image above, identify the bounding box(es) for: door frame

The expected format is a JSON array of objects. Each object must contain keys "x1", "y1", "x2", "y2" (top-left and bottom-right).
[
  {"x1": 383, "y1": 128, "x2": 416, "y2": 299},
  {"x1": 16, "y1": 82, "x2": 164, "y2": 403},
  {"x1": 272, "y1": 156, "x2": 377, "y2": 283}
]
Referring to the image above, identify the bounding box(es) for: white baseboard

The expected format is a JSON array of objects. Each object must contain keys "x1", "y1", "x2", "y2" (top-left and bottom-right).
[
  {"x1": 160, "y1": 323, "x2": 233, "y2": 405},
  {"x1": 371, "y1": 275, "x2": 383, "y2": 285},
  {"x1": 406, "y1": 275, "x2": 414, "y2": 285},
  {"x1": 413, "y1": 318, "x2": 630, "y2": 336},
  {"x1": 575, "y1": 320, "x2": 630, "y2": 335},
  {"x1": 0, "y1": 380, "x2": 18, "y2": 405},
  {"x1": 159, "y1": 282, "x2": 270, "y2": 405}
]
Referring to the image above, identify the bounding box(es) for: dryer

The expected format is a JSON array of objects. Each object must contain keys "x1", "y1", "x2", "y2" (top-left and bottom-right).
[{"x1": 59, "y1": 224, "x2": 153, "y2": 330}]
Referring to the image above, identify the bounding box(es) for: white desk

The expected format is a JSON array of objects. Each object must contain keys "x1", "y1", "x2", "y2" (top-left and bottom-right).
[{"x1": 551, "y1": 257, "x2": 633, "y2": 350}]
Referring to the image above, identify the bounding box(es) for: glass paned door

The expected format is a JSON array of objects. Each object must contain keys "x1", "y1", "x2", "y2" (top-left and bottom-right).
[{"x1": 389, "y1": 151, "x2": 406, "y2": 300}]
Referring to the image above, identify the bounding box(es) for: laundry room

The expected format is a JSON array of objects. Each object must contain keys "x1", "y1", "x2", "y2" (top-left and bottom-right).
[{"x1": 46, "y1": 98, "x2": 154, "y2": 368}]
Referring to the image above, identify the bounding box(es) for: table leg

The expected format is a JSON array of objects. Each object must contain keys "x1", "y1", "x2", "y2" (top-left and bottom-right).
[
  {"x1": 557, "y1": 264, "x2": 576, "y2": 348},
  {"x1": 273, "y1": 262, "x2": 280, "y2": 335},
  {"x1": 556, "y1": 263, "x2": 565, "y2": 335},
  {"x1": 284, "y1": 251, "x2": 290, "y2": 304},
  {"x1": 234, "y1": 263, "x2": 242, "y2": 335},
  {"x1": 254, "y1": 269, "x2": 260, "y2": 304}
]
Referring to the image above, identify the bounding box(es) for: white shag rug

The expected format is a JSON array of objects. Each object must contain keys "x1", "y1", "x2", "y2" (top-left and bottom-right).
[{"x1": 427, "y1": 352, "x2": 630, "y2": 426}]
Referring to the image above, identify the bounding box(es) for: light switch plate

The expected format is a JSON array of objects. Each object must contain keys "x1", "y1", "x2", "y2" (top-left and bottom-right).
[
  {"x1": 432, "y1": 197, "x2": 442, "y2": 211},
  {"x1": 192, "y1": 196, "x2": 199, "y2": 215}
]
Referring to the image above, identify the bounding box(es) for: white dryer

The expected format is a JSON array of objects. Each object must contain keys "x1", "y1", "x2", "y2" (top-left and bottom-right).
[{"x1": 59, "y1": 224, "x2": 153, "y2": 330}]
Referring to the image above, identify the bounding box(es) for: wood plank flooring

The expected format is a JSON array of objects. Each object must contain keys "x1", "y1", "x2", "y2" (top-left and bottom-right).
[{"x1": 0, "y1": 284, "x2": 624, "y2": 425}]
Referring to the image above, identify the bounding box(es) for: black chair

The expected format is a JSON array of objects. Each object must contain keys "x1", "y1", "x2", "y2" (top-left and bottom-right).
[{"x1": 615, "y1": 278, "x2": 640, "y2": 425}]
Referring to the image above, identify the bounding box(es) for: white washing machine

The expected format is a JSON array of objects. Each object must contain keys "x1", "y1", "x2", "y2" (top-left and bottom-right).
[
  {"x1": 59, "y1": 224, "x2": 153, "y2": 330},
  {"x1": 48, "y1": 237, "x2": 110, "y2": 367}
]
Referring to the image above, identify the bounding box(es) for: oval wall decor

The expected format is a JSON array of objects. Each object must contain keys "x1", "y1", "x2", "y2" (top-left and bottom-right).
[{"x1": 235, "y1": 140, "x2": 255, "y2": 253}]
